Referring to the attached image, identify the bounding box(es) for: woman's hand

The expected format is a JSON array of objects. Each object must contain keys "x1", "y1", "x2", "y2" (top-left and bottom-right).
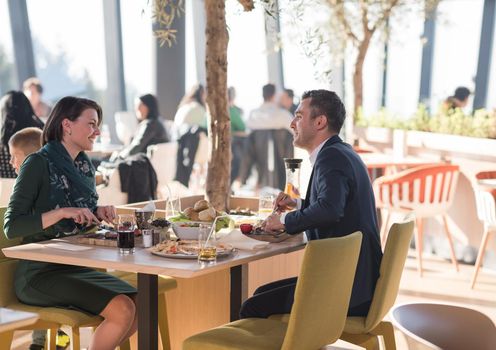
[
  {"x1": 61, "y1": 207, "x2": 100, "y2": 225},
  {"x1": 95, "y1": 205, "x2": 117, "y2": 224},
  {"x1": 273, "y1": 192, "x2": 297, "y2": 213}
]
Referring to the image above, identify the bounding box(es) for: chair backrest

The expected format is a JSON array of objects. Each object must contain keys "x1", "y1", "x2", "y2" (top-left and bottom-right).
[
  {"x1": 374, "y1": 164, "x2": 459, "y2": 217},
  {"x1": 147, "y1": 141, "x2": 178, "y2": 187},
  {"x1": 474, "y1": 189, "x2": 496, "y2": 228},
  {"x1": 0, "y1": 206, "x2": 22, "y2": 306},
  {"x1": 281, "y1": 232, "x2": 362, "y2": 350},
  {"x1": 96, "y1": 168, "x2": 128, "y2": 206},
  {"x1": 364, "y1": 214, "x2": 415, "y2": 331},
  {"x1": 0, "y1": 178, "x2": 16, "y2": 207}
]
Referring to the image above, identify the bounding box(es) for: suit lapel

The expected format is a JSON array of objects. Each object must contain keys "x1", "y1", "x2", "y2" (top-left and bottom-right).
[{"x1": 303, "y1": 168, "x2": 314, "y2": 209}]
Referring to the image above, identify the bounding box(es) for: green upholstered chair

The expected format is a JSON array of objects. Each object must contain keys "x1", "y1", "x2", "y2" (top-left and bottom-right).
[
  {"x1": 183, "y1": 232, "x2": 363, "y2": 350},
  {"x1": 339, "y1": 215, "x2": 415, "y2": 350},
  {"x1": 0, "y1": 206, "x2": 177, "y2": 350}
]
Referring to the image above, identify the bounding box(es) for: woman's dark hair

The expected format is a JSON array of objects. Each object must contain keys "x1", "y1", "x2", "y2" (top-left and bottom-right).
[
  {"x1": 42, "y1": 96, "x2": 102, "y2": 145},
  {"x1": 179, "y1": 84, "x2": 205, "y2": 107},
  {"x1": 138, "y1": 94, "x2": 159, "y2": 120},
  {"x1": 0, "y1": 90, "x2": 43, "y2": 147},
  {"x1": 301, "y1": 90, "x2": 346, "y2": 133}
]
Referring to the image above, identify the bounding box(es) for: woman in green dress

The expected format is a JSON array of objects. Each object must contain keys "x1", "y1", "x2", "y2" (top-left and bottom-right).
[{"x1": 4, "y1": 97, "x2": 137, "y2": 350}]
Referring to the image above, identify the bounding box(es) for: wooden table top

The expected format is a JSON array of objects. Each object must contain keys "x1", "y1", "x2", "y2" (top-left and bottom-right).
[
  {"x1": 2, "y1": 234, "x2": 306, "y2": 279},
  {"x1": 0, "y1": 308, "x2": 38, "y2": 333}
]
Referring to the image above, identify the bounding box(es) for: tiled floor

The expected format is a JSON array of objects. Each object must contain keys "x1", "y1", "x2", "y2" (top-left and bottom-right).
[{"x1": 11, "y1": 252, "x2": 496, "y2": 349}]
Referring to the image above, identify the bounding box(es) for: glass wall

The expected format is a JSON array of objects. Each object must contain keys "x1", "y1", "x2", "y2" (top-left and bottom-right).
[
  {"x1": 0, "y1": 0, "x2": 16, "y2": 94},
  {"x1": 120, "y1": 0, "x2": 154, "y2": 111},
  {"x1": 226, "y1": 1, "x2": 269, "y2": 115},
  {"x1": 431, "y1": 0, "x2": 483, "y2": 113},
  {"x1": 26, "y1": 0, "x2": 107, "y2": 108},
  {"x1": 486, "y1": 8, "x2": 496, "y2": 111}
]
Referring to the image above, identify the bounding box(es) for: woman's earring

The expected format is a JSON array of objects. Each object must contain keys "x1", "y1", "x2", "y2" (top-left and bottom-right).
[{"x1": 68, "y1": 130, "x2": 72, "y2": 135}]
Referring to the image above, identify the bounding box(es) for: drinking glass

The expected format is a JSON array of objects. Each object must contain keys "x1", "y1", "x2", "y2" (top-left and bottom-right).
[
  {"x1": 258, "y1": 194, "x2": 274, "y2": 219},
  {"x1": 166, "y1": 197, "x2": 182, "y2": 219},
  {"x1": 116, "y1": 214, "x2": 135, "y2": 254},
  {"x1": 198, "y1": 223, "x2": 216, "y2": 263}
]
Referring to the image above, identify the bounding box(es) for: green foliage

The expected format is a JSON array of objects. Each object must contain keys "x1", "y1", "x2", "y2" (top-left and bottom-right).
[{"x1": 360, "y1": 106, "x2": 496, "y2": 139}]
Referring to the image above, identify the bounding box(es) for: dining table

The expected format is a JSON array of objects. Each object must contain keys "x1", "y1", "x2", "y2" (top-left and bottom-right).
[
  {"x1": 0, "y1": 307, "x2": 38, "y2": 334},
  {"x1": 2, "y1": 234, "x2": 305, "y2": 350}
]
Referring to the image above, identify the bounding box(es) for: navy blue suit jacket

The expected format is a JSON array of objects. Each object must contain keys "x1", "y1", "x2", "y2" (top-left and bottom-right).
[{"x1": 285, "y1": 135, "x2": 382, "y2": 310}]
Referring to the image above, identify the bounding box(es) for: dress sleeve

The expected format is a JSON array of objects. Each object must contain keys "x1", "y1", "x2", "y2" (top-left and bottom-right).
[{"x1": 4, "y1": 154, "x2": 46, "y2": 239}]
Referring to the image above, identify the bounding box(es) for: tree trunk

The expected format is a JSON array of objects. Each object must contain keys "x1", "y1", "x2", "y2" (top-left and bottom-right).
[
  {"x1": 353, "y1": 32, "x2": 372, "y2": 121},
  {"x1": 204, "y1": 0, "x2": 231, "y2": 211}
]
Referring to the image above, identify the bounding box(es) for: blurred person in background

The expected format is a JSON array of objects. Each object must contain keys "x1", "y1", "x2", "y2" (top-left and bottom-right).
[
  {"x1": 23, "y1": 77, "x2": 52, "y2": 124},
  {"x1": 0, "y1": 91, "x2": 44, "y2": 178},
  {"x1": 173, "y1": 84, "x2": 207, "y2": 137},
  {"x1": 228, "y1": 86, "x2": 246, "y2": 184},
  {"x1": 442, "y1": 86, "x2": 471, "y2": 113},
  {"x1": 112, "y1": 93, "x2": 169, "y2": 160},
  {"x1": 279, "y1": 88, "x2": 298, "y2": 115}
]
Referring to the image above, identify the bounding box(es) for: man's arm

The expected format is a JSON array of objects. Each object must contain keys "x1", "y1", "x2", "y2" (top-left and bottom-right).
[{"x1": 284, "y1": 168, "x2": 350, "y2": 235}]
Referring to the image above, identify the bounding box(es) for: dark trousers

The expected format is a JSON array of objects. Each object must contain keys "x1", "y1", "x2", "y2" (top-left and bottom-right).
[{"x1": 239, "y1": 277, "x2": 371, "y2": 319}]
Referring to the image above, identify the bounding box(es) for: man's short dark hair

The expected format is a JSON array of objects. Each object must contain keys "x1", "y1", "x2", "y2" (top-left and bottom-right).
[
  {"x1": 283, "y1": 88, "x2": 294, "y2": 99},
  {"x1": 454, "y1": 86, "x2": 470, "y2": 101},
  {"x1": 263, "y1": 84, "x2": 276, "y2": 101},
  {"x1": 301, "y1": 90, "x2": 346, "y2": 133}
]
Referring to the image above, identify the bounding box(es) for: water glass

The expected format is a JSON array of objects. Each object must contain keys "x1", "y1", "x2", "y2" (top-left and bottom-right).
[
  {"x1": 116, "y1": 214, "x2": 135, "y2": 254},
  {"x1": 198, "y1": 223, "x2": 216, "y2": 263},
  {"x1": 258, "y1": 194, "x2": 274, "y2": 219},
  {"x1": 166, "y1": 197, "x2": 181, "y2": 219}
]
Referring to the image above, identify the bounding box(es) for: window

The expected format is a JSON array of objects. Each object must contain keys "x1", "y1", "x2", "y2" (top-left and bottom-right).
[
  {"x1": 26, "y1": 0, "x2": 107, "y2": 107},
  {"x1": 0, "y1": 0, "x2": 16, "y2": 95}
]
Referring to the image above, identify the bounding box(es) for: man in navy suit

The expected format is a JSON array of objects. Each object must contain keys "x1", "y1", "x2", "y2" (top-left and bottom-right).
[{"x1": 240, "y1": 90, "x2": 382, "y2": 318}]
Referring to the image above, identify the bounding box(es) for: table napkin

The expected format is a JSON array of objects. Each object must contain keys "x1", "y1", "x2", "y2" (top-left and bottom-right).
[
  {"x1": 218, "y1": 229, "x2": 270, "y2": 250},
  {"x1": 45, "y1": 242, "x2": 93, "y2": 251}
]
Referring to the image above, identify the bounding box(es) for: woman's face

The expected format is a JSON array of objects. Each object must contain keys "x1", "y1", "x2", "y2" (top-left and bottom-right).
[
  {"x1": 63, "y1": 108, "x2": 100, "y2": 152},
  {"x1": 135, "y1": 100, "x2": 149, "y2": 121}
]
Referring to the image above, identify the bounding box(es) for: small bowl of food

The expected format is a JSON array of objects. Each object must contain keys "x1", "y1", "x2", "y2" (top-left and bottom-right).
[{"x1": 171, "y1": 221, "x2": 203, "y2": 240}]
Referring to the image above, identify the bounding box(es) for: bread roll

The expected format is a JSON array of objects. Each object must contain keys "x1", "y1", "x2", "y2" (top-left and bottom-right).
[
  {"x1": 194, "y1": 199, "x2": 210, "y2": 212},
  {"x1": 198, "y1": 207, "x2": 216, "y2": 221}
]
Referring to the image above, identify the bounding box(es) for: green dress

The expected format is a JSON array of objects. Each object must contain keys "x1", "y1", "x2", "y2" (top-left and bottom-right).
[{"x1": 4, "y1": 153, "x2": 136, "y2": 315}]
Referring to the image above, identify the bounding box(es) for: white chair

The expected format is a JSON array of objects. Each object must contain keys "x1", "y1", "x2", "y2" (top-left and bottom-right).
[
  {"x1": 114, "y1": 111, "x2": 137, "y2": 145},
  {"x1": 470, "y1": 189, "x2": 496, "y2": 288},
  {"x1": 96, "y1": 168, "x2": 128, "y2": 206},
  {"x1": 0, "y1": 178, "x2": 15, "y2": 206},
  {"x1": 147, "y1": 142, "x2": 178, "y2": 196}
]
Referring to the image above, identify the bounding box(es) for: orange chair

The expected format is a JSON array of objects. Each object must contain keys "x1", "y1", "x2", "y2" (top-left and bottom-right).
[{"x1": 374, "y1": 164, "x2": 460, "y2": 276}]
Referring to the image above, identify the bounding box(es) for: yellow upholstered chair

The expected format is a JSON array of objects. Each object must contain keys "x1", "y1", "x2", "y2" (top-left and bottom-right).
[
  {"x1": 0, "y1": 206, "x2": 176, "y2": 350},
  {"x1": 339, "y1": 215, "x2": 415, "y2": 350},
  {"x1": 183, "y1": 232, "x2": 363, "y2": 350}
]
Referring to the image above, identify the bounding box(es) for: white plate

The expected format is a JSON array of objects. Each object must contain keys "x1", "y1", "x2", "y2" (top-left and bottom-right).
[{"x1": 149, "y1": 243, "x2": 235, "y2": 259}]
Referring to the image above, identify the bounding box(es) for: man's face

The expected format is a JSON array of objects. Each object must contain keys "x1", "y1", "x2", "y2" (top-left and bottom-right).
[{"x1": 290, "y1": 98, "x2": 319, "y2": 151}]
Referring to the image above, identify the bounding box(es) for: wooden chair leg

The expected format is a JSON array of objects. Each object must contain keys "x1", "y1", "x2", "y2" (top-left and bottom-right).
[
  {"x1": 119, "y1": 339, "x2": 131, "y2": 350},
  {"x1": 0, "y1": 330, "x2": 14, "y2": 349},
  {"x1": 70, "y1": 327, "x2": 81, "y2": 350},
  {"x1": 380, "y1": 210, "x2": 391, "y2": 249},
  {"x1": 470, "y1": 229, "x2": 492, "y2": 288},
  {"x1": 441, "y1": 215, "x2": 459, "y2": 272},
  {"x1": 415, "y1": 218, "x2": 424, "y2": 277},
  {"x1": 48, "y1": 328, "x2": 57, "y2": 350},
  {"x1": 158, "y1": 293, "x2": 172, "y2": 350},
  {"x1": 378, "y1": 321, "x2": 396, "y2": 350}
]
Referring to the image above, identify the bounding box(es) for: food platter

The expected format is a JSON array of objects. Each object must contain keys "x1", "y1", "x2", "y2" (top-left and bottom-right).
[{"x1": 149, "y1": 240, "x2": 235, "y2": 259}]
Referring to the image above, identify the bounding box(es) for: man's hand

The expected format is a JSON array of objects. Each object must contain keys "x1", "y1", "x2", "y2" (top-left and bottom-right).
[
  {"x1": 262, "y1": 213, "x2": 285, "y2": 233},
  {"x1": 273, "y1": 192, "x2": 297, "y2": 213}
]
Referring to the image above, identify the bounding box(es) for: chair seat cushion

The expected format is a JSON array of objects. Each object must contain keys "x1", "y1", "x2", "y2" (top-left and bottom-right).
[
  {"x1": 7, "y1": 302, "x2": 102, "y2": 327},
  {"x1": 343, "y1": 316, "x2": 366, "y2": 333},
  {"x1": 109, "y1": 271, "x2": 177, "y2": 294},
  {"x1": 183, "y1": 318, "x2": 288, "y2": 350}
]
